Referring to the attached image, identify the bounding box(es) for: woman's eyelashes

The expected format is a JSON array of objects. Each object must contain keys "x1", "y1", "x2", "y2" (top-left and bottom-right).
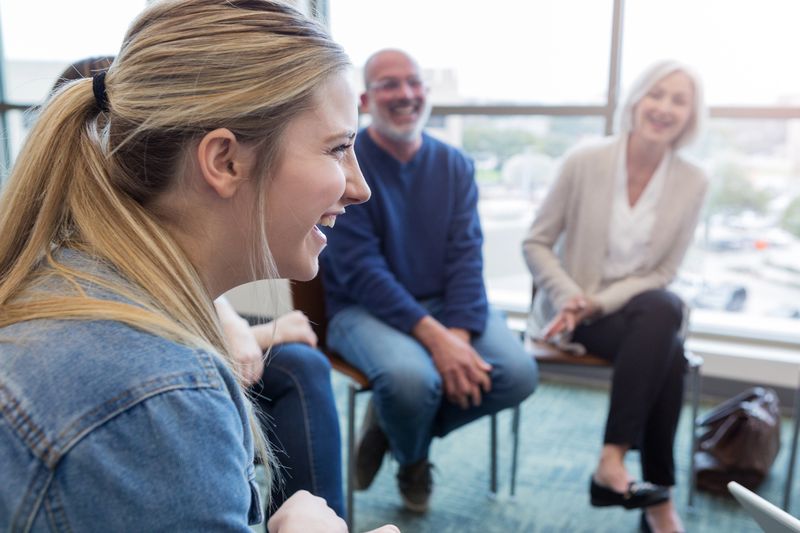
[{"x1": 328, "y1": 143, "x2": 354, "y2": 161}]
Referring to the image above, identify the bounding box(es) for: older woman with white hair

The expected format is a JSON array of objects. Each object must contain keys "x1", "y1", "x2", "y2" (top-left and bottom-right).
[{"x1": 522, "y1": 60, "x2": 708, "y2": 533}]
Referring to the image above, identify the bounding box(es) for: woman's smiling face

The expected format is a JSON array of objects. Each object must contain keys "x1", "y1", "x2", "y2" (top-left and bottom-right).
[
  {"x1": 632, "y1": 70, "x2": 695, "y2": 148},
  {"x1": 263, "y1": 72, "x2": 370, "y2": 281}
]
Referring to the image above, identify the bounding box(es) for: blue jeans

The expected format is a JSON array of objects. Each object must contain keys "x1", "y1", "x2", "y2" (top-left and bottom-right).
[
  {"x1": 328, "y1": 301, "x2": 538, "y2": 466},
  {"x1": 250, "y1": 343, "x2": 344, "y2": 518}
]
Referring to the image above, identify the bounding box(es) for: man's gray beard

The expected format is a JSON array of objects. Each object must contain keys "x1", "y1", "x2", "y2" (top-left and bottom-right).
[{"x1": 371, "y1": 102, "x2": 432, "y2": 143}]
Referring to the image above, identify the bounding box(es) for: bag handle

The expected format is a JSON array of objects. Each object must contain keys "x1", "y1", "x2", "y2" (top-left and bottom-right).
[{"x1": 697, "y1": 387, "x2": 770, "y2": 427}]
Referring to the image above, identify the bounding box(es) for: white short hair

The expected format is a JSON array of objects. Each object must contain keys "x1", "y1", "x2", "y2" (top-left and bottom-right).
[{"x1": 615, "y1": 60, "x2": 707, "y2": 150}]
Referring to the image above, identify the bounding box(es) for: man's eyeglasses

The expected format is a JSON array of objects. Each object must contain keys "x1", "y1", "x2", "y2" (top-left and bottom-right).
[{"x1": 367, "y1": 77, "x2": 426, "y2": 94}]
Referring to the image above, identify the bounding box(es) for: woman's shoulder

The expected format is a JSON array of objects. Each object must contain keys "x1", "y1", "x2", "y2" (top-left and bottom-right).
[
  {"x1": 550, "y1": 136, "x2": 620, "y2": 188},
  {"x1": 0, "y1": 317, "x2": 234, "y2": 461},
  {"x1": 0, "y1": 318, "x2": 255, "y2": 531},
  {"x1": 555, "y1": 136, "x2": 620, "y2": 178}
]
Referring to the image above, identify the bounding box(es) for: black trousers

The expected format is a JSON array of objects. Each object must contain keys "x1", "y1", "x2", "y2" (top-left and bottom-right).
[{"x1": 572, "y1": 289, "x2": 686, "y2": 486}]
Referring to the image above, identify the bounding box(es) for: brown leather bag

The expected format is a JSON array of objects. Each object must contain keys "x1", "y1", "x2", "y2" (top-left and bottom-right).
[{"x1": 694, "y1": 387, "x2": 781, "y2": 494}]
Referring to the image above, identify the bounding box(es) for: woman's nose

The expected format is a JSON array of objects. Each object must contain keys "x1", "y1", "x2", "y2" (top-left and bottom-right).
[
  {"x1": 343, "y1": 157, "x2": 370, "y2": 206},
  {"x1": 656, "y1": 97, "x2": 674, "y2": 114}
]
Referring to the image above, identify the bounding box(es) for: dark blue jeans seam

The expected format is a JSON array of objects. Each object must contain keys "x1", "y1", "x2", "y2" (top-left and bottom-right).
[{"x1": 270, "y1": 363, "x2": 319, "y2": 496}]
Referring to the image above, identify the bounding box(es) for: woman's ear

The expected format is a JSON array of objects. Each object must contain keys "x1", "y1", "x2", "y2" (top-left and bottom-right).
[{"x1": 196, "y1": 128, "x2": 254, "y2": 198}]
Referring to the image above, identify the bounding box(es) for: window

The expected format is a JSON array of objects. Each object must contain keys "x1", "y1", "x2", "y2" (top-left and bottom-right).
[
  {"x1": 679, "y1": 119, "x2": 800, "y2": 324},
  {"x1": 2, "y1": 1, "x2": 800, "y2": 336},
  {"x1": 0, "y1": 0, "x2": 146, "y2": 165},
  {"x1": 330, "y1": 0, "x2": 614, "y2": 105},
  {"x1": 428, "y1": 115, "x2": 605, "y2": 309},
  {"x1": 623, "y1": 0, "x2": 800, "y2": 106},
  {"x1": 329, "y1": 0, "x2": 800, "y2": 338},
  {"x1": 1, "y1": 0, "x2": 146, "y2": 103}
]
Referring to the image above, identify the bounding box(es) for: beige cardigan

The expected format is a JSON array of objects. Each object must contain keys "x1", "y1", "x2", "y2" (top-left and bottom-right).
[{"x1": 522, "y1": 135, "x2": 708, "y2": 331}]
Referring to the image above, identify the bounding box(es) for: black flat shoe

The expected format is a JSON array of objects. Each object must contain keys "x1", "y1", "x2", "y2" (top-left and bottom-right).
[{"x1": 589, "y1": 477, "x2": 670, "y2": 510}]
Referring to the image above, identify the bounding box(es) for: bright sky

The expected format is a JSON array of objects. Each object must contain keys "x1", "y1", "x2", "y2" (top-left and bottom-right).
[{"x1": 4, "y1": 0, "x2": 800, "y2": 105}]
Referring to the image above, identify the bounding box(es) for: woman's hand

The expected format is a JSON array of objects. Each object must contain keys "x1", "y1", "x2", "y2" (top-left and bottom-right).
[
  {"x1": 272, "y1": 311, "x2": 318, "y2": 347},
  {"x1": 542, "y1": 295, "x2": 599, "y2": 340},
  {"x1": 221, "y1": 315, "x2": 265, "y2": 386},
  {"x1": 267, "y1": 491, "x2": 346, "y2": 533},
  {"x1": 267, "y1": 491, "x2": 400, "y2": 533},
  {"x1": 215, "y1": 297, "x2": 265, "y2": 386},
  {"x1": 250, "y1": 310, "x2": 318, "y2": 353}
]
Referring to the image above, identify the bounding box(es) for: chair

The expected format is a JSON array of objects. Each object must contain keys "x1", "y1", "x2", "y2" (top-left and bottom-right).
[
  {"x1": 290, "y1": 275, "x2": 505, "y2": 531},
  {"x1": 508, "y1": 284, "x2": 703, "y2": 510}
]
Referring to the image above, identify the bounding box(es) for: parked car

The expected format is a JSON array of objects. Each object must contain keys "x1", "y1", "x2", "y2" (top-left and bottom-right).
[
  {"x1": 670, "y1": 275, "x2": 748, "y2": 312},
  {"x1": 693, "y1": 283, "x2": 748, "y2": 312}
]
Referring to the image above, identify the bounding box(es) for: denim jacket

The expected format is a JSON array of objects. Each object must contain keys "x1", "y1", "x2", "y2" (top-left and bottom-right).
[{"x1": 0, "y1": 251, "x2": 262, "y2": 531}]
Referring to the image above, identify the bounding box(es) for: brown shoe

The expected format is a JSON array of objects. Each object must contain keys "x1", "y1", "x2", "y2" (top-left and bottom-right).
[
  {"x1": 354, "y1": 399, "x2": 389, "y2": 490},
  {"x1": 397, "y1": 459, "x2": 433, "y2": 513}
]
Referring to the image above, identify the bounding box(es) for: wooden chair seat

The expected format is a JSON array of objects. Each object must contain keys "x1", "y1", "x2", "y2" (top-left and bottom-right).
[
  {"x1": 526, "y1": 338, "x2": 610, "y2": 366},
  {"x1": 327, "y1": 353, "x2": 371, "y2": 389}
]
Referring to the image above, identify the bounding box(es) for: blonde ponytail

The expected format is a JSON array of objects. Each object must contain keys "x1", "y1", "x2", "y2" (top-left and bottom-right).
[{"x1": 0, "y1": 0, "x2": 351, "y2": 501}]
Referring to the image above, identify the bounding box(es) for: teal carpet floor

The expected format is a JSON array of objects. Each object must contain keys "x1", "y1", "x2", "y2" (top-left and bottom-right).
[{"x1": 258, "y1": 374, "x2": 797, "y2": 532}]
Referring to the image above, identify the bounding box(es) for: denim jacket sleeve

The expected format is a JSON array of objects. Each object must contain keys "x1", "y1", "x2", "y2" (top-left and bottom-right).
[{"x1": 30, "y1": 384, "x2": 260, "y2": 532}]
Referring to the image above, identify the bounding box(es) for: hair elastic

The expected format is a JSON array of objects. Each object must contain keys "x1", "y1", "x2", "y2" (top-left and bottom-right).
[{"x1": 92, "y1": 72, "x2": 109, "y2": 112}]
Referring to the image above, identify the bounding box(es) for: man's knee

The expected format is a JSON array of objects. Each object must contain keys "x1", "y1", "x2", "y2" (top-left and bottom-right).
[
  {"x1": 376, "y1": 363, "x2": 442, "y2": 416},
  {"x1": 491, "y1": 352, "x2": 538, "y2": 405}
]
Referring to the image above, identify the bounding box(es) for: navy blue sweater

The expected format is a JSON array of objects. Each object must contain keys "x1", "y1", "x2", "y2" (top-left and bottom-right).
[{"x1": 321, "y1": 129, "x2": 488, "y2": 335}]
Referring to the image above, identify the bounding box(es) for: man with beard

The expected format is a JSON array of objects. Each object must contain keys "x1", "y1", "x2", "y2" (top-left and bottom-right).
[{"x1": 320, "y1": 49, "x2": 538, "y2": 513}]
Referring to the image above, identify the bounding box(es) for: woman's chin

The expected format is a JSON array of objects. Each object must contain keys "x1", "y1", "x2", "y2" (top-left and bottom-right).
[
  {"x1": 636, "y1": 128, "x2": 677, "y2": 147},
  {"x1": 283, "y1": 261, "x2": 319, "y2": 282}
]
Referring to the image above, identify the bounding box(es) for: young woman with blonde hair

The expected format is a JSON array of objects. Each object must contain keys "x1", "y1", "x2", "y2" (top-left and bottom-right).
[
  {"x1": 0, "y1": 1, "x2": 396, "y2": 531},
  {"x1": 51, "y1": 53, "x2": 349, "y2": 524}
]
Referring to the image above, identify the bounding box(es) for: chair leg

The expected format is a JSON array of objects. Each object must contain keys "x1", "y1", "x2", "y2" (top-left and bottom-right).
[
  {"x1": 687, "y1": 357, "x2": 702, "y2": 510},
  {"x1": 511, "y1": 405, "x2": 521, "y2": 497},
  {"x1": 783, "y1": 374, "x2": 800, "y2": 511},
  {"x1": 490, "y1": 413, "x2": 498, "y2": 495},
  {"x1": 346, "y1": 384, "x2": 357, "y2": 532}
]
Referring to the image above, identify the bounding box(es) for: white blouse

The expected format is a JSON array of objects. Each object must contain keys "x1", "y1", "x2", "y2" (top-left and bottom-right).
[{"x1": 601, "y1": 140, "x2": 671, "y2": 282}]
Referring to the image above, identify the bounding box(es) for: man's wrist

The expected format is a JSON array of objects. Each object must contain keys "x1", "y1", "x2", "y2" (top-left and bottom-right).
[
  {"x1": 412, "y1": 315, "x2": 447, "y2": 351},
  {"x1": 448, "y1": 327, "x2": 471, "y2": 344}
]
